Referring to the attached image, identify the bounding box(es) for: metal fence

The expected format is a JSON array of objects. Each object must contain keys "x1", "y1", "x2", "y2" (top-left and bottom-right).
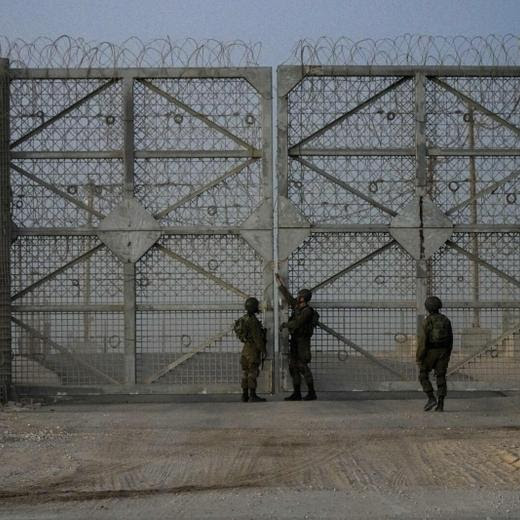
[
  {"x1": 5, "y1": 65, "x2": 273, "y2": 396},
  {"x1": 277, "y1": 65, "x2": 520, "y2": 391},
  {"x1": 1, "y1": 35, "x2": 520, "y2": 397}
]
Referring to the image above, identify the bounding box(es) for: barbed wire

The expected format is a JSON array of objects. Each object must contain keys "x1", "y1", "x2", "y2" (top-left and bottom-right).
[
  {"x1": 1, "y1": 34, "x2": 520, "y2": 69},
  {"x1": 287, "y1": 34, "x2": 520, "y2": 66},
  {"x1": 0, "y1": 36, "x2": 262, "y2": 68}
]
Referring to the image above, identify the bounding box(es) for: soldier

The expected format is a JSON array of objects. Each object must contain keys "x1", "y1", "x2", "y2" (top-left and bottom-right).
[
  {"x1": 275, "y1": 273, "x2": 318, "y2": 401},
  {"x1": 234, "y1": 297, "x2": 267, "y2": 403},
  {"x1": 417, "y1": 296, "x2": 453, "y2": 412}
]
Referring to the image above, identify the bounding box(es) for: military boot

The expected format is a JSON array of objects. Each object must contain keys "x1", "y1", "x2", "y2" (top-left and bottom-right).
[
  {"x1": 303, "y1": 384, "x2": 317, "y2": 401},
  {"x1": 249, "y1": 390, "x2": 266, "y2": 402},
  {"x1": 435, "y1": 396, "x2": 444, "y2": 412},
  {"x1": 241, "y1": 389, "x2": 249, "y2": 402},
  {"x1": 424, "y1": 392, "x2": 437, "y2": 411},
  {"x1": 284, "y1": 386, "x2": 302, "y2": 401}
]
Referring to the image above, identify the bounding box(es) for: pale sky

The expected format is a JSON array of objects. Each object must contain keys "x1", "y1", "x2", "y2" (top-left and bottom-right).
[{"x1": 1, "y1": 0, "x2": 519, "y2": 65}]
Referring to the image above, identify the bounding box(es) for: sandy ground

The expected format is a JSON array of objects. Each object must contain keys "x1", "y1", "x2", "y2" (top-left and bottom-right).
[{"x1": 1, "y1": 391, "x2": 520, "y2": 519}]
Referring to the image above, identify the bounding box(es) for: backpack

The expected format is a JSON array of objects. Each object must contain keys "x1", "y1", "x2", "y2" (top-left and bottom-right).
[
  {"x1": 234, "y1": 315, "x2": 250, "y2": 343},
  {"x1": 311, "y1": 308, "x2": 320, "y2": 328},
  {"x1": 305, "y1": 307, "x2": 320, "y2": 337},
  {"x1": 429, "y1": 314, "x2": 451, "y2": 343}
]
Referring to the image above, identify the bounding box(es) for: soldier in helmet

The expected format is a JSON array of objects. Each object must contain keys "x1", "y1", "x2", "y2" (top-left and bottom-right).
[
  {"x1": 234, "y1": 297, "x2": 267, "y2": 402},
  {"x1": 417, "y1": 296, "x2": 453, "y2": 412},
  {"x1": 275, "y1": 273, "x2": 319, "y2": 401}
]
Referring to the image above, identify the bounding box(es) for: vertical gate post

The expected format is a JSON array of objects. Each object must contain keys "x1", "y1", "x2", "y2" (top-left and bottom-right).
[
  {"x1": 275, "y1": 67, "x2": 290, "y2": 393},
  {"x1": 259, "y1": 69, "x2": 274, "y2": 392},
  {"x1": 467, "y1": 107, "x2": 480, "y2": 327},
  {"x1": 0, "y1": 58, "x2": 10, "y2": 401},
  {"x1": 123, "y1": 76, "x2": 136, "y2": 385},
  {"x1": 415, "y1": 73, "x2": 428, "y2": 336}
]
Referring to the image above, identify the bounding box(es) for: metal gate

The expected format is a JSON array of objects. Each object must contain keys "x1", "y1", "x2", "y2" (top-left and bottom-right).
[
  {"x1": 277, "y1": 65, "x2": 520, "y2": 391},
  {"x1": 6, "y1": 65, "x2": 273, "y2": 395},
  {"x1": 2, "y1": 60, "x2": 520, "y2": 396}
]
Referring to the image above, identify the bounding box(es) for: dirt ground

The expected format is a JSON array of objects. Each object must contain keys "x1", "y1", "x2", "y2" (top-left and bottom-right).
[{"x1": 1, "y1": 391, "x2": 520, "y2": 519}]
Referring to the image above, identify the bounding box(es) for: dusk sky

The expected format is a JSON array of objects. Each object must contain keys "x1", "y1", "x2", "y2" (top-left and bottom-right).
[{"x1": 1, "y1": 0, "x2": 519, "y2": 65}]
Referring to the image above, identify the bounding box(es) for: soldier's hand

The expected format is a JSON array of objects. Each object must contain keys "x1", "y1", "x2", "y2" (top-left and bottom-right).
[{"x1": 275, "y1": 273, "x2": 283, "y2": 286}]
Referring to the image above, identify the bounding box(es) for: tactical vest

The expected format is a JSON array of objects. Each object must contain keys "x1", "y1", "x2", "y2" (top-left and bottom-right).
[
  {"x1": 428, "y1": 314, "x2": 451, "y2": 346},
  {"x1": 234, "y1": 315, "x2": 251, "y2": 343}
]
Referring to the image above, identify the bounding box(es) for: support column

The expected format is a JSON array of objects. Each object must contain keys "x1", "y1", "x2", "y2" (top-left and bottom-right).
[
  {"x1": 0, "y1": 59, "x2": 10, "y2": 401},
  {"x1": 276, "y1": 68, "x2": 290, "y2": 392},
  {"x1": 415, "y1": 73, "x2": 428, "y2": 335},
  {"x1": 467, "y1": 107, "x2": 481, "y2": 327},
  {"x1": 260, "y1": 70, "x2": 274, "y2": 393},
  {"x1": 122, "y1": 77, "x2": 136, "y2": 384}
]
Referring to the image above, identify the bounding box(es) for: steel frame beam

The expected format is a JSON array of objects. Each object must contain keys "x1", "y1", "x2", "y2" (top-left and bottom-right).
[
  {"x1": 154, "y1": 157, "x2": 256, "y2": 219},
  {"x1": 11, "y1": 243, "x2": 104, "y2": 301},
  {"x1": 278, "y1": 65, "x2": 520, "y2": 79},
  {"x1": 156, "y1": 244, "x2": 250, "y2": 299},
  {"x1": 139, "y1": 79, "x2": 259, "y2": 154},
  {"x1": 144, "y1": 325, "x2": 234, "y2": 384},
  {"x1": 317, "y1": 322, "x2": 406, "y2": 380},
  {"x1": 446, "y1": 168, "x2": 520, "y2": 216},
  {"x1": 294, "y1": 157, "x2": 398, "y2": 216},
  {"x1": 10, "y1": 163, "x2": 106, "y2": 219},
  {"x1": 12, "y1": 300, "x2": 520, "y2": 313},
  {"x1": 429, "y1": 77, "x2": 520, "y2": 137},
  {"x1": 0, "y1": 59, "x2": 10, "y2": 398},
  {"x1": 311, "y1": 240, "x2": 396, "y2": 292},
  {"x1": 11, "y1": 316, "x2": 120, "y2": 384},
  {"x1": 447, "y1": 321, "x2": 520, "y2": 376},
  {"x1": 290, "y1": 148, "x2": 520, "y2": 157},
  {"x1": 289, "y1": 76, "x2": 411, "y2": 152},
  {"x1": 9, "y1": 79, "x2": 118, "y2": 149},
  {"x1": 11, "y1": 150, "x2": 261, "y2": 159},
  {"x1": 446, "y1": 240, "x2": 520, "y2": 289}
]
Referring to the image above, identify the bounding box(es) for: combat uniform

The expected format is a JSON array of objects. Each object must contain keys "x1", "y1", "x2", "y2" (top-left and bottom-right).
[
  {"x1": 236, "y1": 313, "x2": 267, "y2": 393},
  {"x1": 277, "y1": 282, "x2": 318, "y2": 400},
  {"x1": 417, "y1": 311, "x2": 453, "y2": 408},
  {"x1": 286, "y1": 305, "x2": 315, "y2": 390}
]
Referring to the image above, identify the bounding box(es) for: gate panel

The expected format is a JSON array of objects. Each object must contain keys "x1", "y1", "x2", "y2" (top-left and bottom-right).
[
  {"x1": 9, "y1": 67, "x2": 273, "y2": 395},
  {"x1": 132, "y1": 71, "x2": 272, "y2": 393},
  {"x1": 9, "y1": 74, "x2": 127, "y2": 392},
  {"x1": 278, "y1": 66, "x2": 520, "y2": 391}
]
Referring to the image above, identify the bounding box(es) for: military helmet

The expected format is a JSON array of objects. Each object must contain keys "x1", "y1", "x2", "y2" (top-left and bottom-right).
[
  {"x1": 425, "y1": 296, "x2": 442, "y2": 313},
  {"x1": 297, "y1": 288, "x2": 312, "y2": 303},
  {"x1": 244, "y1": 297, "x2": 260, "y2": 313}
]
